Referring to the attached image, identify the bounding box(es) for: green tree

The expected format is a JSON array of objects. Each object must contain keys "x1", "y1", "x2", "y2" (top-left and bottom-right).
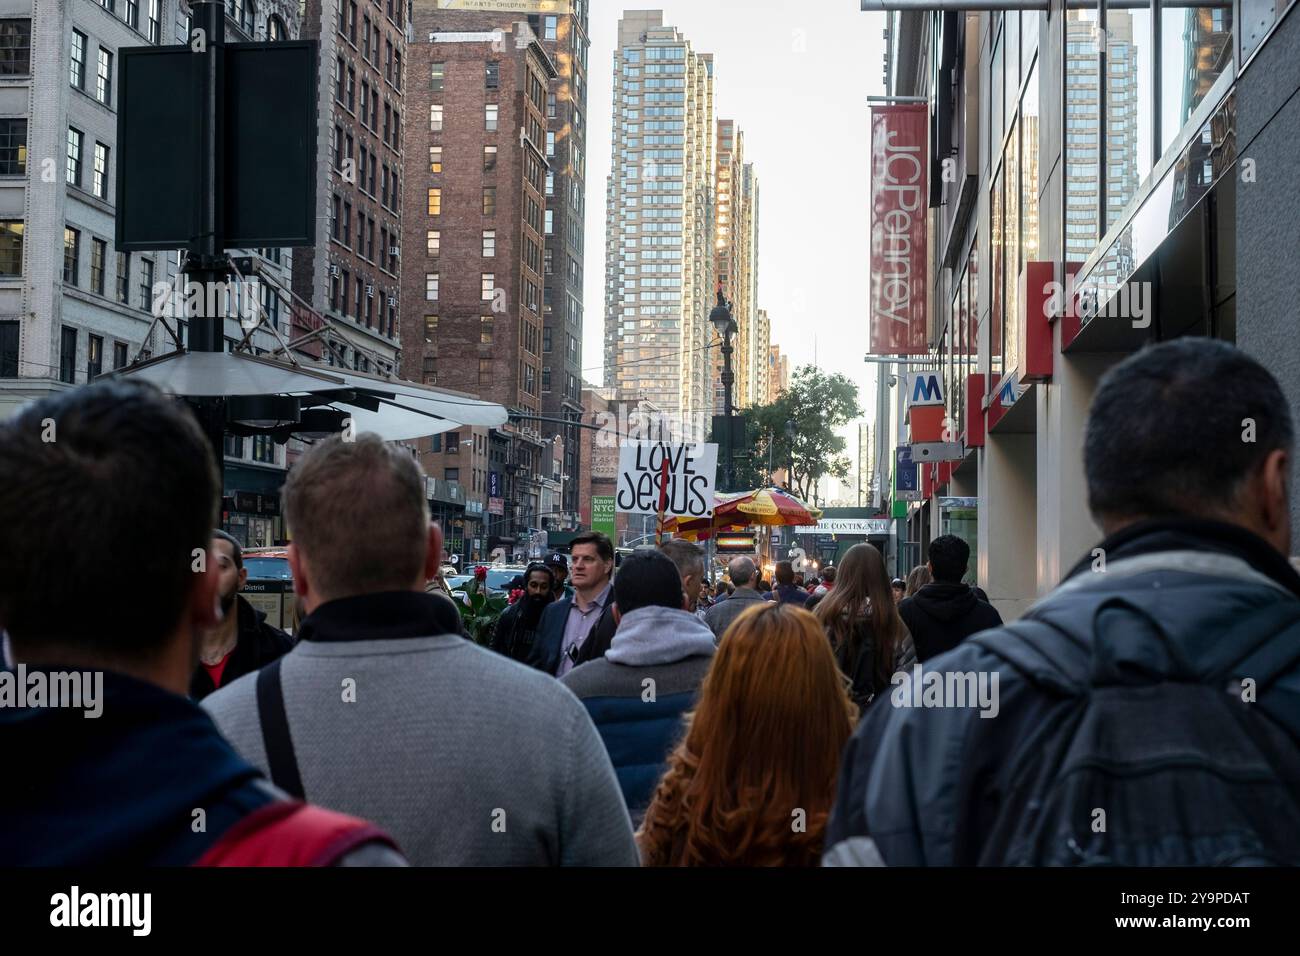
[{"x1": 721, "y1": 366, "x2": 861, "y2": 503}]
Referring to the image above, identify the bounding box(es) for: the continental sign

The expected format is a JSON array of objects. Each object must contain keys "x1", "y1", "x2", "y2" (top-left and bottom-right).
[{"x1": 434, "y1": 0, "x2": 572, "y2": 13}]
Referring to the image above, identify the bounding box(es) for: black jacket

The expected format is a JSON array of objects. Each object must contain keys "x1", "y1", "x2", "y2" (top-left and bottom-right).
[
  {"x1": 823, "y1": 518, "x2": 1300, "y2": 866},
  {"x1": 831, "y1": 616, "x2": 917, "y2": 710},
  {"x1": 526, "y1": 589, "x2": 617, "y2": 675},
  {"x1": 489, "y1": 596, "x2": 552, "y2": 663},
  {"x1": 898, "y1": 582, "x2": 1003, "y2": 661},
  {"x1": 190, "y1": 595, "x2": 294, "y2": 700}
]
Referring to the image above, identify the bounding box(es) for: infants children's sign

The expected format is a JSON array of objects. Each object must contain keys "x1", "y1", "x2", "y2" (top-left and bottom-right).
[{"x1": 616, "y1": 442, "x2": 718, "y2": 518}]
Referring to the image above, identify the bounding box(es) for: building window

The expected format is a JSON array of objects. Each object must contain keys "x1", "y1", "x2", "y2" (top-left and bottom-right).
[
  {"x1": 430, "y1": 62, "x2": 444, "y2": 91},
  {"x1": 0, "y1": 119, "x2": 25, "y2": 175},
  {"x1": 485, "y1": 61, "x2": 498, "y2": 90},
  {"x1": 87, "y1": 334, "x2": 103, "y2": 380},
  {"x1": 544, "y1": 209, "x2": 553, "y2": 234},
  {"x1": 113, "y1": 341, "x2": 128, "y2": 369},
  {"x1": 430, "y1": 103, "x2": 443, "y2": 131},
  {"x1": 95, "y1": 47, "x2": 112, "y2": 104},
  {"x1": 116, "y1": 251, "x2": 130, "y2": 301},
  {"x1": 268, "y1": 15, "x2": 286, "y2": 40},
  {"x1": 63, "y1": 227, "x2": 79, "y2": 285},
  {"x1": 59, "y1": 327, "x2": 77, "y2": 384},
  {"x1": 147, "y1": 0, "x2": 160, "y2": 43},
  {"x1": 478, "y1": 358, "x2": 490, "y2": 387},
  {"x1": 485, "y1": 104, "x2": 498, "y2": 132},
  {"x1": 429, "y1": 145, "x2": 441, "y2": 173},
  {"x1": 252, "y1": 434, "x2": 275, "y2": 463},
  {"x1": 484, "y1": 145, "x2": 497, "y2": 171},
  {"x1": 482, "y1": 230, "x2": 495, "y2": 257},
  {"x1": 481, "y1": 273, "x2": 495, "y2": 300},
  {"x1": 427, "y1": 187, "x2": 441, "y2": 216},
  {"x1": 92, "y1": 142, "x2": 109, "y2": 199},
  {"x1": 0, "y1": 220, "x2": 22, "y2": 275},
  {"x1": 480, "y1": 316, "x2": 493, "y2": 344},
  {"x1": 546, "y1": 130, "x2": 555, "y2": 156},
  {"x1": 544, "y1": 15, "x2": 558, "y2": 40},
  {"x1": 139, "y1": 258, "x2": 154, "y2": 311},
  {"x1": 0, "y1": 19, "x2": 32, "y2": 76},
  {"x1": 427, "y1": 230, "x2": 440, "y2": 256},
  {"x1": 424, "y1": 314, "x2": 437, "y2": 344},
  {"x1": 346, "y1": 67, "x2": 355, "y2": 111},
  {"x1": 0, "y1": 320, "x2": 19, "y2": 376},
  {"x1": 482, "y1": 186, "x2": 496, "y2": 216},
  {"x1": 425, "y1": 272, "x2": 438, "y2": 301},
  {"x1": 90, "y1": 238, "x2": 106, "y2": 294},
  {"x1": 70, "y1": 31, "x2": 87, "y2": 89},
  {"x1": 125, "y1": 0, "x2": 139, "y2": 29},
  {"x1": 66, "y1": 127, "x2": 82, "y2": 187},
  {"x1": 422, "y1": 356, "x2": 436, "y2": 384}
]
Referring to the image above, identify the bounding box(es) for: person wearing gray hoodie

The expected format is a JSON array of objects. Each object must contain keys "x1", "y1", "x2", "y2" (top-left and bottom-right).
[{"x1": 561, "y1": 548, "x2": 717, "y2": 821}]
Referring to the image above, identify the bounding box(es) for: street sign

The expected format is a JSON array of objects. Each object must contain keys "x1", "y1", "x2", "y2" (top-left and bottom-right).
[
  {"x1": 116, "y1": 41, "x2": 318, "y2": 250},
  {"x1": 896, "y1": 446, "x2": 920, "y2": 501},
  {"x1": 615, "y1": 442, "x2": 718, "y2": 518},
  {"x1": 715, "y1": 531, "x2": 757, "y2": 553}
]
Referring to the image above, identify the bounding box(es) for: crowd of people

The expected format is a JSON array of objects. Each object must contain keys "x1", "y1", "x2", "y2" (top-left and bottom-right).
[{"x1": 4, "y1": 337, "x2": 1300, "y2": 865}]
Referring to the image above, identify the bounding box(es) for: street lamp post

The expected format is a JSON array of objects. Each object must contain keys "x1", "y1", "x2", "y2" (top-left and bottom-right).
[{"x1": 710, "y1": 290, "x2": 738, "y2": 492}]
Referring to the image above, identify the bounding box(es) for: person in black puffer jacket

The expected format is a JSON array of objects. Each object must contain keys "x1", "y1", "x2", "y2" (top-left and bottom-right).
[
  {"x1": 814, "y1": 543, "x2": 915, "y2": 711},
  {"x1": 898, "y1": 535, "x2": 1003, "y2": 662}
]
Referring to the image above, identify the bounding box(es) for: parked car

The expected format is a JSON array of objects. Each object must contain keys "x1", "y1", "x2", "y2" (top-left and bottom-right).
[
  {"x1": 240, "y1": 547, "x2": 296, "y2": 632},
  {"x1": 446, "y1": 565, "x2": 528, "y2": 602}
]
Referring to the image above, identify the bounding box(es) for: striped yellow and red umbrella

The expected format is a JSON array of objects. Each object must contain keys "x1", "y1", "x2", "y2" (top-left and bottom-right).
[{"x1": 663, "y1": 487, "x2": 822, "y2": 541}]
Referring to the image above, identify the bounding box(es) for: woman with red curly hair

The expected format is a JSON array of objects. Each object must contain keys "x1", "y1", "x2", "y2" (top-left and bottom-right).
[{"x1": 636, "y1": 602, "x2": 858, "y2": 866}]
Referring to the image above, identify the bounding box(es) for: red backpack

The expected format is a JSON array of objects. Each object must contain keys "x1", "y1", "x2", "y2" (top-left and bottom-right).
[{"x1": 195, "y1": 798, "x2": 399, "y2": 867}]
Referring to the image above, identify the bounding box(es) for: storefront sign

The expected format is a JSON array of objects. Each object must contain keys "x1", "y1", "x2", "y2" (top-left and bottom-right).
[
  {"x1": 434, "y1": 0, "x2": 571, "y2": 12},
  {"x1": 792, "y1": 518, "x2": 895, "y2": 536},
  {"x1": 896, "y1": 446, "x2": 920, "y2": 502},
  {"x1": 870, "y1": 103, "x2": 928, "y2": 355},
  {"x1": 488, "y1": 497, "x2": 504, "y2": 516}
]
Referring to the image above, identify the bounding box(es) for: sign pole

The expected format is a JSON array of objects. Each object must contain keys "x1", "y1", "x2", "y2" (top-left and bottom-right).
[{"x1": 653, "y1": 456, "x2": 669, "y2": 547}]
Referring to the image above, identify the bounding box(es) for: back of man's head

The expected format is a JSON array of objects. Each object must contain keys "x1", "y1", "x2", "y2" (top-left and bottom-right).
[
  {"x1": 775, "y1": 561, "x2": 794, "y2": 586},
  {"x1": 1086, "y1": 339, "x2": 1293, "y2": 530},
  {"x1": 0, "y1": 380, "x2": 218, "y2": 661},
  {"x1": 927, "y1": 535, "x2": 969, "y2": 584},
  {"x1": 659, "y1": 537, "x2": 704, "y2": 582},
  {"x1": 284, "y1": 433, "x2": 430, "y2": 601},
  {"x1": 614, "y1": 549, "x2": 685, "y2": 615},
  {"x1": 727, "y1": 555, "x2": 756, "y2": 588}
]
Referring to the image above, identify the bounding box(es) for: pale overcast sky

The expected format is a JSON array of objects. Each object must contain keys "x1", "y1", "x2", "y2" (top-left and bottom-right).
[{"x1": 580, "y1": 1, "x2": 889, "y2": 408}]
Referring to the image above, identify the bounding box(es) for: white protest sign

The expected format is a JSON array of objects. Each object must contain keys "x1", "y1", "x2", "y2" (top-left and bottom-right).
[{"x1": 615, "y1": 442, "x2": 718, "y2": 518}]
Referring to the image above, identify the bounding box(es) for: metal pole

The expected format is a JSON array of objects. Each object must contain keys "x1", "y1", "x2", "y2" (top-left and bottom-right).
[
  {"x1": 187, "y1": 1, "x2": 232, "y2": 466},
  {"x1": 721, "y1": 323, "x2": 735, "y2": 492}
]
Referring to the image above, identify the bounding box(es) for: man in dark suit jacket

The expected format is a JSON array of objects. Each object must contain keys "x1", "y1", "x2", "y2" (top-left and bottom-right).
[{"x1": 527, "y1": 531, "x2": 617, "y2": 676}]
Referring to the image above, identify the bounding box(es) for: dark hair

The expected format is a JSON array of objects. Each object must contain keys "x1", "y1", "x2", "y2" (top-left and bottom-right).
[
  {"x1": 569, "y1": 529, "x2": 614, "y2": 562},
  {"x1": 821, "y1": 566, "x2": 836, "y2": 583},
  {"x1": 0, "y1": 380, "x2": 218, "y2": 659},
  {"x1": 613, "y1": 548, "x2": 684, "y2": 615},
  {"x1": 775, "y1": 560, "x2": 795, "y2": 586},
  {"x1": 1086, "y1": 338, "x2": 1294, "y2": 519},
  {"x1": 212, "y1": 529, "x2": 243, "y2": 569},
  {"x1": 927, "y1": 535, "x2": 969, "y2": 583},
  {"x1": 524, "y1": 562, "x2": 553, "y2": 587}
]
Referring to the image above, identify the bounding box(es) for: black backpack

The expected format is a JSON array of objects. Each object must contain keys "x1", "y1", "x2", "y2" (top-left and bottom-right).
[{"x1": 970, "y1": 598, "x2": 1300, "y2": 866}]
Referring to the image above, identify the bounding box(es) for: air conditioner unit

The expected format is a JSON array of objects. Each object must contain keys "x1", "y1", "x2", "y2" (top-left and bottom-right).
[
  {"x1": 366, "y1": 284, "x2": 375, "y2": 298},
  {"x1": 389, "y1": 246, "x2": 399, "y2": 257},
  {"x1": 329, "y1": 263, "x2": 340, "y2": 277}
]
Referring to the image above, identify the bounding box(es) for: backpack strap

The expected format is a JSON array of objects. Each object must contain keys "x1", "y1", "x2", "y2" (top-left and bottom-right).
[
  {"x1": 255, "y1": 657, "x2": 305, "y2": 800},
  {"x1": 194, "y1": 799, "x2": 400, "y2": 867}
]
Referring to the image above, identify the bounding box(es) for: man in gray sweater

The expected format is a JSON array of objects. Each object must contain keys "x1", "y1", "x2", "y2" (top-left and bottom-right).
[{"x1": 204, "y1": 433, "x2": 638, "y2": 867}]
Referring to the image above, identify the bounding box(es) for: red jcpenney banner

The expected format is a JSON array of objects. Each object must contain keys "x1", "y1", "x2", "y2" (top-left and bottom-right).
[{"x1": 870, "y1": 104, "x2": 928, "y2": 355}]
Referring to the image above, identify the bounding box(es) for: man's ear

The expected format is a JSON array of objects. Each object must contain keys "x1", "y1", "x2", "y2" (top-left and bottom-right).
[
  {"x1": 288, "y1": 542, "x2": 310, "y2": 604},
  {"x1": 237, "y1": 565, "x2": 248, "y2": 590},
  {"x1": 190, "y1": 546, "x2": 221, "y2": 632},
  {"x1": 1256, "y1": 448, "x2": 1292, "y2": 556},
  {"x1": 423, "y1": 522, "x2": 445, "y2": 584}
]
